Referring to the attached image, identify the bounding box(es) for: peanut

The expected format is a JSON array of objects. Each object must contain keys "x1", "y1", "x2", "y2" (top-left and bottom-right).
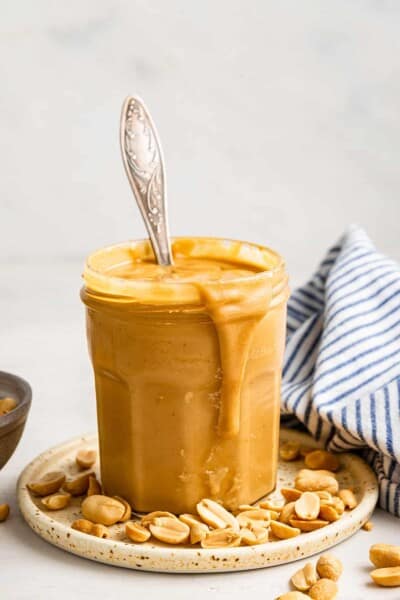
[
  {"x1": 71, "y1": 519, "x2": 95, "y2": 534},
  {"x1": 27, "y1": 471, "x2": 66, "y2": 497},
  {"x1": 71, "y1": 519, "x2": 109, "y2": 538},
  {"x1": 289, "y1": 518, "x2": 329, "y2": 532},
  {"x1": 338, "y1": 488, "x2": 357, "y2": 509},
  {"x1": 41, "y1": 492, "x2": 71, "y2": 510},
  {"x1": 196, "y1": 498, "x2": 239, "y2": 532},
  {"x1": 240, "y1": 524, "x2": 269, "y2": 545},
  {"x1": 280, "y1": 441, "x2": 300, "y2": 461},
  {"x1": 141, "y1": 511, "x2": 178, "y2": 527},
  {"x1": 291, "y1": 568, "x2": 309, "y2": 592},
  {"x1": 309, "y1": 578, "x2": 338, "y2": 599},
  {"x1": 237, "y1": 504, "x2": 256, "y2": 512},
  {"x1": 291, "y1": 562, "x2": 318, "y2": 591},
  {"x1": 370, "y1": 544, "x2": 400, "y2": 568},
  {"x1": 316, "y1": 554, "x2": 343, "y2": 581},
  {"x1": 330, "y1": 496, "x2": 344, "y2": 515},
  {"x1": 189, "y1": 520, "x2": 209, "y2": 544},
  {"x1": 275, "y1": 593, "x2": 309, "y2": 600},
  {"x1": 81, "y1": 494, "x2": 126, "y2": 526},
  {"x1": 91, "y1": 524, "x2": 110, "y2": 538},
  {"x1": 63, "y1": 471, "x2": 93, "y2": 496},
  {"x1": 149, "y1": 516, "x2": 190, "y2": 544},
  {"x1": 259, "y1": 500, "x2": 284, "y2": 512},
  {"x1": 179, "y1": 513, "x2": 205, "y2": 527},
  {"x1": 179, "y1": 514, "x2": 209, "y2": 544},
  {"x1": 201, "y1": 528, "x2": 241, "y2": 549},
  {"x1": 319, "y1": 505, "x2": 340, "y2": 522},
  {"x1": 303, "y1": 561, "x2": 319, "y2": 587},
  {"x1": 295, "y1": 492, "x2": 320, "y2": 520},
  {"x1": 362, "y1": 520, "x2": 373, "y2": 531},
  {"x1": 269, "y1": 510, "x2": 280, "y2": 521},
  {"x1": 113, "y1": 496, "x2": 131, "y2": 522},
  {"x1": 279, "y1": 501, "x2": 296, "y2": 524},
  {"x1": 281, "y1": 488, "x2": 302, "y2": 502},
  {"x1": 0, "y1": 503, "x2": 10, "y2": 522},
  {"x1": 304, "y1": 450, "x2": 340, "y2": 472},
  {"x1": 0, "y1": 396, "x2": 17, "y2": 416},
  {"x1": 270, "y1": 520, "x2": 301, "y2": 539},
  {"x1": 316, "y1": 491, "x2": 333, "y2": 503},
  {"x1": 237, "y1": 508, "x2": 270, "y2": 528},
  {"x1": 76, "y1": 449, "x2": 97, "y2": 470},
  {"x1": 295, "y1": 469, "x2": 338, "y2": 495},
  {"x1": 87, "y1": 474, "x2": 102, "y2": 496},
  {"x1": 370, "y1": 566, "x2": 400, "y2": 587},
  {"x1": 126, "y1": 521, "x2": 151, "y2": 543}
]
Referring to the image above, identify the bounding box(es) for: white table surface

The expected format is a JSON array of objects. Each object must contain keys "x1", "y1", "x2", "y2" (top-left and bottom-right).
[
  {"x1": 1, "y1": 260, "x2": 399, "y2": 600},
  {"x1": 2, "y1": 3, "x2": 400, "y2": 595}
]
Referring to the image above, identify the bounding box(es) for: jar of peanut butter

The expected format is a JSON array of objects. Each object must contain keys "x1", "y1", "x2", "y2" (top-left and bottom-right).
[{"x1": 81, "y1": 237, "x2": 288, "y2": 514}]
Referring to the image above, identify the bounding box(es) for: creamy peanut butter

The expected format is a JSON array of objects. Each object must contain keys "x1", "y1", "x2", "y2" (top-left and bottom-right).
[{"x1": 82, "y1": 237, "x2": 288, "y2": 513}]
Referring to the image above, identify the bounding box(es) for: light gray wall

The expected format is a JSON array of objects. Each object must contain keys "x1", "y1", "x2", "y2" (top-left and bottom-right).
[{"x1": 1, "y1": 0, "x2": 400, "y2": 285}]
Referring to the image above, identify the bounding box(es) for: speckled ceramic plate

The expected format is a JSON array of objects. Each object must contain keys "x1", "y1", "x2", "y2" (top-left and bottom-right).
[{"x1": 17, "y1": 429, "x2": 378, "y2": 573}]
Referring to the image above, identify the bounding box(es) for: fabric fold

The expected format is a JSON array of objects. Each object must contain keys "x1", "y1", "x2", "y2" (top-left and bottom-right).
[{"x1": 282, "y1": 225, "x2": 400, "y2": 517}]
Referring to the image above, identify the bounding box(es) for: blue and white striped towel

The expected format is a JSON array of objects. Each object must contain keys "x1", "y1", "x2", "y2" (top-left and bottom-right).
[{"x1": 281, "y1": 225, "x2": 400, "y2": 517}]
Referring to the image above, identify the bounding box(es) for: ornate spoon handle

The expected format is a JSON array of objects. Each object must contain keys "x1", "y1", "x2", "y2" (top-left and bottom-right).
[{"x1": 120, "y1": 96, "x2": 173, "y2": 266}]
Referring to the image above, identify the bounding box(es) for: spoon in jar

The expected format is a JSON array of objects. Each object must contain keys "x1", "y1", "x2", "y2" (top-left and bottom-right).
[{"x1": 120, "y1": 96, "x2": 173, "y2": 266}]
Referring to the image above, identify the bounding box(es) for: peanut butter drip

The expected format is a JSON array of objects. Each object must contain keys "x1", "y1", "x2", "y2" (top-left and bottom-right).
[{"x1": 194, "y1": 277, "x2": 272, "y2": 437}]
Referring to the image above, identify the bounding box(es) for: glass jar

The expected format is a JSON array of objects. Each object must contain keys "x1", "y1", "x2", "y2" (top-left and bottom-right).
[{"x1": 81, "y1": 237, "x2": 288, "y2": 514}]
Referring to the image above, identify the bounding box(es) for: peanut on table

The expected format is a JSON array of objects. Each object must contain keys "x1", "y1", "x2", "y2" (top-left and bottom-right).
[{"x1": 276, "y1": 553, "x2": 342, "y2": 599}]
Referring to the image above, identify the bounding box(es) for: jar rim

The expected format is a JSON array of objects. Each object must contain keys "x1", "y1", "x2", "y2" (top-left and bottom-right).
[{"x1": 83, "y1": 237, "x2": 287, "y2": 305}]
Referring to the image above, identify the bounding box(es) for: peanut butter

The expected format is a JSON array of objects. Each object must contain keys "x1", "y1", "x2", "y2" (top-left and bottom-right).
[{"x1": 81, "y1": 237, "x2": 288, "y2": 513}]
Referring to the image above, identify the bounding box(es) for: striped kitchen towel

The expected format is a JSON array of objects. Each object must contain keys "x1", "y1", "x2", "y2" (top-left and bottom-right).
[{"x1": 281, "y1": 225, "x2": 400, "y2": 517}]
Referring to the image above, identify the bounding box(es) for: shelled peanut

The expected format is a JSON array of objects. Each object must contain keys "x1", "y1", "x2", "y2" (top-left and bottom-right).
[
  {"x1": 276, "y1": 553, "x2": 342, "y2": 599},
  {"x1": 0, "y1": 396, "x2": 17, "y2": 416},
  {"x1": 0, "y1": 503, "x2": 10, "y2": 522},
  {"x1": 369, "y1": 544, "x2": 400, "y2": 587},
  {"x1": 71, "y1": 519, "x2": 110, "y2": 538},
  {"x1": 26, "y1": 449, "x2": 98, "y2": 500}
]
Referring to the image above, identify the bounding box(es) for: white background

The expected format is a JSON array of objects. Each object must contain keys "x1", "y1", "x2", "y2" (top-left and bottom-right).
[{"x1": 1, "y1": 1, "x2": 400, "y2": 598}]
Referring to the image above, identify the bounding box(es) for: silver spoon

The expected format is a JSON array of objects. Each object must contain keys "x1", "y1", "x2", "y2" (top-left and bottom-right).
[{"x1": 120, "y1": 96, "x2": 173, "y2": 266}]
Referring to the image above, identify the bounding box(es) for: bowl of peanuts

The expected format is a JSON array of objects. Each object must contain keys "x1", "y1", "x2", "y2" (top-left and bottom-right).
[{"x1": 0, "y1": 370, "x2": 32, "y2": 470}]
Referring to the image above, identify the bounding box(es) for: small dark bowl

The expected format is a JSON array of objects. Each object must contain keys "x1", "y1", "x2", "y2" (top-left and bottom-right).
[{"x1": 0, "y1": 371, "x2": 31, "y2": 470}]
